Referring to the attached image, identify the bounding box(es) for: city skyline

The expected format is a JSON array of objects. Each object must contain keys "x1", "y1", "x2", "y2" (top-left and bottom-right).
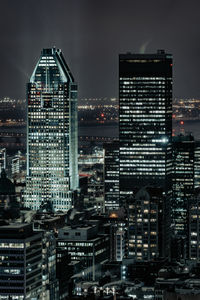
[
  {"x1": 1, "y1": 44, "x2": 200, "y2": 298},
  {"x1": 1, "y1": 2, "x2": 200, "y2": 298},
  {"x1": 0, "y1": 0, "x2": 200, "y2": 100}
]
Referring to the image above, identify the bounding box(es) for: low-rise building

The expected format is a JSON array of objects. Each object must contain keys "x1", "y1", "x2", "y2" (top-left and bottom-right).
[
  {"x1": 0, "y1": 223, "x2": 43, "y2": 299},
  {"x1": 57, "y1": 224, "x2": 109, "y2": 281}
]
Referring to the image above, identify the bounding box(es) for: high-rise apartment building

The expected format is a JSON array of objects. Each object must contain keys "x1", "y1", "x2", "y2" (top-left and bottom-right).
[
  {"x1": 119, "y1": 50, "x2": 172, "y2": 199},
  {"x1": 24, "y1": 48, "x2": 78, "y2": 211}
]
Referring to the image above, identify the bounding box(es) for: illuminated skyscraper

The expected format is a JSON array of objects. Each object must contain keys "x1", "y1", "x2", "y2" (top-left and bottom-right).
[
  {"x1": 24, "y1": 48, "x2": 78, "y2": 211},
  {"x1": 119, "y1": 50, "x2": 172, "y2": 199},
  {"x1": 119, "y1": 50, "x2": 173, "y2": 259}
]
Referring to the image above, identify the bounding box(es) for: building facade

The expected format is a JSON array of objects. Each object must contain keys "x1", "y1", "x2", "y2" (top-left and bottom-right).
[
  {"x1": 103, "y1": 141, "x2": 120, "y2": 211},
  {"x1": 0, "y1": 148, "x2": 6, "y2": 174},
  {"x1": 119, "y1": 50, "x2": 173, "y2": 260},
  {"x1": 172, "y1": 134, "x2": 195, "y2": 237},
  {"x1": 128, "y1": 187, "x2": 169, "y2": 260},
  {"x1": 57, "y1": 224, "x2": 109, "y2": 281},
  {"x1": 24, "y1": 48, "x2": 78, "y2": 211},
  {"x1": 11, "y1": 151, "x2": 26, "y2": 182},
  {"x1": 189, "y1": 188, "x2": 200, "y2": 261},
  {"x1": 194, "y1": 140, "x2": 200, "y2": 189},
  {"x1": 0, "y1": 223, "x2": 43, "y2": 299},
  {"x1": 41, "y1": 231, "x2": 59, "y2": 299},
  {"x1": 0, "y1": 169, "x2": 20, "y2": 219},
  {"x1": 119, "y1": 50, "x2": 172, "y2": 200}
]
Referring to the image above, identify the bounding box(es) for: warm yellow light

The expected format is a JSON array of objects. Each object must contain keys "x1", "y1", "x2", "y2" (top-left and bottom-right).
[{"x1": 109, "y1": 212, "x2": 118, "y2": 218}]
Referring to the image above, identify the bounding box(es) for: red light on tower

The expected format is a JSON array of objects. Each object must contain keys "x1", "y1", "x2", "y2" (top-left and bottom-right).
[
  {"x1": 101, "y1": 113, "x2": 104, "y2": 117},
  {"x1": 180, "y1": 121, "x2": 184, "y2": 125}
]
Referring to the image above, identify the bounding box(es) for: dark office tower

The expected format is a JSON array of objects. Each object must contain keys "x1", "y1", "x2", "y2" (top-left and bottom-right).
[
  {"x1": 24, "y1": 48, "x2": 78, "y2": 211},
  {"x1": 172, "y1": 134, "x2": 195, "y2": 237},
  {"x1": 119, "y1": 50, "x2": 172, "y2": 200},
  {"x1": 103, "y1": 141, "x2": 120, "y2": 211}
]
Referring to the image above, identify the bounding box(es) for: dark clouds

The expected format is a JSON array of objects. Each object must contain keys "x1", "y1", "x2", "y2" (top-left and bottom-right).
[{"x1": 0, "y1": 0, "x2": 200, "y2": 99}]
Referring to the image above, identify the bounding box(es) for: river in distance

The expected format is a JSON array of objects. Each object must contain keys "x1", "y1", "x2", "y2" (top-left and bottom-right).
[
  {"x1": 80, "y1": 120, "x2": 200, "y2": 140},
  {"x1": 1, "y1": 120, "x2": 200, "y2": 140}
]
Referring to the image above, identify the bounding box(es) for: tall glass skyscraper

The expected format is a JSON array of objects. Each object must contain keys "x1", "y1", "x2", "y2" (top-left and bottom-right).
[
  {"x1": 119, "y1": 50, "x2": 173, "y2": 259},
  {"x1": 24, "y1": 48, "x2": 78, "y2": 211},
  {"x1": 119, "y1": 50, "x2": 172, "y2": 198}
]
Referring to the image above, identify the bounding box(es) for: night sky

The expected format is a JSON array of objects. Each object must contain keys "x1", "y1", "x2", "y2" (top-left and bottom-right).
[{"x1": 0, "y1": 0, "x2": 200, "y2": 100}]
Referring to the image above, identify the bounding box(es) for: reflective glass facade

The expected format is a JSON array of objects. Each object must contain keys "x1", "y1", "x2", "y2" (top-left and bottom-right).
[{"x1": 24, "y1": 48, "x2": 78, "y2": 211}]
